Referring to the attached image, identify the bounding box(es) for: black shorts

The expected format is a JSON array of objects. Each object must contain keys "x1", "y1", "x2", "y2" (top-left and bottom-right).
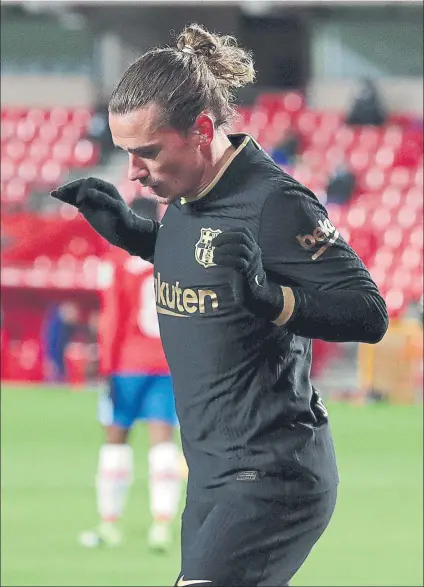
[{"x1": 175, "y1": 485, "x2": 337, "y2": 587}]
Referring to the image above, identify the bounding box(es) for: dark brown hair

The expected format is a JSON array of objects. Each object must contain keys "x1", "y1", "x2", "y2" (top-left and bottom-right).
[{"x1": 108, "y1": 23, "x2": 255, "y2": 131}]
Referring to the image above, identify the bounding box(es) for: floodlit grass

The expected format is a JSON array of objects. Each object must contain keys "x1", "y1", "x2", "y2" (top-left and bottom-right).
[{"x1": 1, "y1": 385, "x2": 422, "y2": 586}]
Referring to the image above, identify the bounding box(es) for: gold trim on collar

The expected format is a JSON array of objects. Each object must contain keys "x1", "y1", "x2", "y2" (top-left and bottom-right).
[{"x1": 180, "y1": 135, "x2": 251, "y2": 205}]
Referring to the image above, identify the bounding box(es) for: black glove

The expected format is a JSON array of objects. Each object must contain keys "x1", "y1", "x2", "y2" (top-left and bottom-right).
[
  {"x1": 51, "y1": 177, "x2": 156, "y2": 257},
  {"x1": 213, "y1": 227, "x2": 284, "y2": 322}
]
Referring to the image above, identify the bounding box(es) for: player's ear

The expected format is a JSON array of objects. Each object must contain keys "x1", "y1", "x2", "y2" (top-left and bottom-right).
[{"x1": 192, "y1": 113, "x2": 214, "y2": 147}]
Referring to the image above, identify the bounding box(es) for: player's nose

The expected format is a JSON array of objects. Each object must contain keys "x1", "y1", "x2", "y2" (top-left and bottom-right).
[{"x1": 128, "y1": 153, "x2": 149, "y2": 182}]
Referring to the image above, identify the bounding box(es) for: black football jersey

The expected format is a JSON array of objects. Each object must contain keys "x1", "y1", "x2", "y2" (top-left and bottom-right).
[{"x1": 151, "y1": 134, "x2": 380, "y2": 496}]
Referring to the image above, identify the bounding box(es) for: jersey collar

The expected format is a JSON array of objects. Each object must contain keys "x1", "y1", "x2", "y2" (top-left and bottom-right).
[{"x1": 180, "y1": 134, "x2": 259, "y2": 205}]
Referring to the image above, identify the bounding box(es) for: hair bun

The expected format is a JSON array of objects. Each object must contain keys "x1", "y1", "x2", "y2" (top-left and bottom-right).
[
  {"x1": 176, "y1": 24, "x2": 217, "y2": 58},
  {"x1": 181, "y1": 45, "x2": 196, "y2": 55}
]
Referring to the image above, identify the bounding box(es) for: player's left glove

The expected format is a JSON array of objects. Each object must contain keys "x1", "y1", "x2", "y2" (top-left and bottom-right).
[{"x1": 213, "y1": 227, "x2": 284, "y2": 322}]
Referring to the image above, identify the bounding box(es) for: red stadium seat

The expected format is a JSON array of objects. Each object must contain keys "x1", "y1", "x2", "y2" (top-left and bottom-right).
[
  {"x1": 60, "y1": 124, "x2": 84, "y2": 144},
  {"x1": 309, "y1": 129, "x2": 333, "y2": 149},
  {"x1": 1, "y1": 119, "x2": 17, "y2": 143},
  {"x1": 408, "y1": 225, "x2": 424, "y2": 250},
  {"x1": 374, "y1": 247, "x2": 395, "y2": 271},
  {"x1": 410, "y1": 273, "x2": 424, "y2": 300},
  {"x1": 296, "y1": 112, "x2": 320, "y2": 135},
  {"x1": 40, "y1": 160, "x2": 64, "y2": 185},
  {"x1": 404, "y1": 187, "x2": 423, "y2": 210},
  {"x1": 395, "y1": 142, "x2": 423, "y2": 168},
  {"x1": 381, "y1": 127, "x2": 403, "y2": 149},
  {"x1": 28, "y1": 140, "x2": 51, "y2": 164},
  {"x1": 15, "y1": 119, "x2": 37, "y2": 144},
  {"x1": 17, "y1": 161, "x2": 39, "y2": 183},
  {"x1": 1, "y1": 158, "x2": 17, "y2": 182},
  {"x1": 48, "y1": 107, "x2": 72, "y2": 127},
  {"x1": 370, "y1": 207, "x2": 392, "y2": 231},
  {"x1": 349, "y1": 230, "x2": 377, "y2": 264},
  {"x1": 363, "y1": 167, "x2": 386, "y2": 192},
  {"x1": 326, "y1": 204, "x2": 344, "y2": 226},
  {"x1": 71, "y1": 108, "x2": 92, "y2": 128},
  {"x1": 269, "y1": 111, "x2": 291, "y2": 133},
  {"x1": 400, "y1": 246, "x2": 422, "y2": 271},
  {"x1": 357, "y1": 126, "x2": 382, "y2": 150},
  {"x1": 334, "y1": 127, "x2": 357, "y2": 149},
  {"x1": 397, "y1": 206, "x2": 417, "y2": 229},
  {"x1": 3, "y1": 177, "x2": 28, "y2": 204},
  {"x1": 375, "y1": 147, "x2": 395, "y2": 170},
  {"x1": 52, "y1": 142, "x2": 74, "y2": 165},
  {"x1": 346, "y1": 205, "x2": 368, "y2": 228},
  {"x1": 349, "y1": 148, "x2": 370, "y2": 173},
  {"x1": 339, "y1": 226, "x2": 351, "y2": 244},
  {"x1": 369, "y1": 265, "x2": 388, "y2": 291},
  {"x1": 26, "y1": 108, "x2": 48, "y2": 127},
  {"x1": 414, "y1": 167, "x2": 423, "y2": 188},
  {"x1": 325, "y1": 146, "x2": 346, "y2": 167},
  {"x1": 318, "y1": 111, "x2": 343, "y2": 133},
  {"x1": 388, "y1": 269, "x2": 413, "y2": 293},
  {"x1": 388, "y1": 166, "x2": 412, "y2": 190},
  {"x1": 382, "y1": 225, "x2": 404, "y2": 249},
  {"x1": 72, "y1": 139, "x2": 99, "y2": 167},
  {"x1": 4, "y1": 139, "x2": 26, "y2": 163},
  {"x1": 2, "y1": 107, "x2": 27, "y2": 122},
  {"x1": 385, "y1": 288, "x2": 406, "y2": 318},
  {"x1": 283, "y1": 92, "x2": 304, "y2": 114},
  {"x1": 38, "y1": 123, "x2": 60, "y2": 145},
  {"x1": 249, "y1": 109, "x2": 269, "y2": 130},
  {"x1": 381, "y1": 187, "x2": 402, "y2": 210}
]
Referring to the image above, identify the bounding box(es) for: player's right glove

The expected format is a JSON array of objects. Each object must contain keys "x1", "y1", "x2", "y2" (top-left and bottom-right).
[{"x1": 51, "y1": 177, "x2": 156, "y2": 256}]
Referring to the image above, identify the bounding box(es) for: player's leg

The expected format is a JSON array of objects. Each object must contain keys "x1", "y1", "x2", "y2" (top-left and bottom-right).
[
  {"x1": 175, "y1": 487, "x2": 337, "y2": 586},
  {"x1": 79, "y1": 374, "x2": 140, "y2": 547},
  {"x1": 141, "y1": 375, "x2": 183, "y2": 551},
  {"x1": 88, "y1": 424, "x2": 133, "y2": 547},
  {"x1": 260, "y1": 488, "x2": 337, "y2": 586}
]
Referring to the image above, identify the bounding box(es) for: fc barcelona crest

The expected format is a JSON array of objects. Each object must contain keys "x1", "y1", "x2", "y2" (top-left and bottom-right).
[{"x1": 195, "y1": 227, "x2": 222, "y2": 268}]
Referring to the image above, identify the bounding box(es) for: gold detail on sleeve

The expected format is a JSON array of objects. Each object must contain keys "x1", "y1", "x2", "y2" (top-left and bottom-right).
[
  {"x1": 311, "y1": 230, "x2": 339, "y2": 260},
  {"x1": 272, "y1": 287, "x2": 295, "y2": 326}
]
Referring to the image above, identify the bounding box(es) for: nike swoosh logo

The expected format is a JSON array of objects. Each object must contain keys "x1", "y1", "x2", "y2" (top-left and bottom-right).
[{"x1": 177, "y1": 577, "x2": 211, "y2": 586}]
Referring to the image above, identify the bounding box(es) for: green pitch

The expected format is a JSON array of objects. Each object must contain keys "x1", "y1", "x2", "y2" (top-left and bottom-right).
[{"x1": 1, "y1": 386, "x2": 423, "y2": 587}]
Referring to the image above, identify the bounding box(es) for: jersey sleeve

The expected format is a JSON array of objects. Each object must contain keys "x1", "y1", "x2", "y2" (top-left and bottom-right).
[{"x1": 258, "y1": 180, "x2": 388, "y2": 343}]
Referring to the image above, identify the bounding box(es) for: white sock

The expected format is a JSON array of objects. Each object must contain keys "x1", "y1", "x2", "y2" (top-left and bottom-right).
[
  {"x1": 96, "y1": 443, "x2": 133, "y2": 524},
  {"x1": 148, "y1": 442, "x2": 182, "y2": 524}
]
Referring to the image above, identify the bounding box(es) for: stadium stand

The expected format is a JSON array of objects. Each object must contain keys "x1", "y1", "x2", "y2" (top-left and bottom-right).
[
  {"x1": 1, "y1": 107, "x2": 99, "y2": 212},
  {"x1": 1, "y1": 92, "x2": 422, "y2": 383}
]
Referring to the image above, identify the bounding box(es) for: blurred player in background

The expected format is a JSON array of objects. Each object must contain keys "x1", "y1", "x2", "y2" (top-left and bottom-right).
[
  {"x1": 42, "y1": 301, "x2": 80, "y2": 382},
  {"x1": 79, "y1": 197, "x2": 182, "y2": 552}
]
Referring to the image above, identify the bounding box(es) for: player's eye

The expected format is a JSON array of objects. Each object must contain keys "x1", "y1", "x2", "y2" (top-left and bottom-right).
[{"x1": 135, "y1": 148, "x2": 160, "y2": 160}]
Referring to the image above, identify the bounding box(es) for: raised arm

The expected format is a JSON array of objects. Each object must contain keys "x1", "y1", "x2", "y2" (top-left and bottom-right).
[{"x1": 51, "y1": 177, "x2": 160, "y2": 262}]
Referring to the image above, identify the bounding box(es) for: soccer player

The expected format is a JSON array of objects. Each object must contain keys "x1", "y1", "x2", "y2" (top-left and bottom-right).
[
  {"x1": 79, "y1": 197, "x2": 182, "y2": 551},
  {"x1": 52, "y1": 24, "x2": 388, "y2": 586}
]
